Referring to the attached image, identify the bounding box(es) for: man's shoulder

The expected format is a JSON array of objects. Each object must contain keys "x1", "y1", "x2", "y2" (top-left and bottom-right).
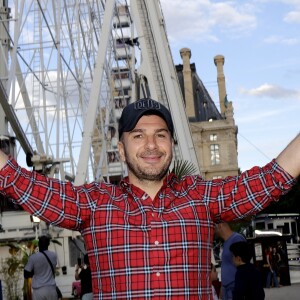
[
  {"x1": 45, "y1": 250, "x2": 57, "y2": 257},
  {"x1": 224, "y1": 232, "x2": 245, "y2": 247},
  {"x1": 230, "y1": 232, "x2": 246, "y2": 243},
  {"x1": 28, "y1": 251, "x2": 44, "y2": 262},
  {"x1": 30, "y1": 251, "x2": 42, "y2": 258}
]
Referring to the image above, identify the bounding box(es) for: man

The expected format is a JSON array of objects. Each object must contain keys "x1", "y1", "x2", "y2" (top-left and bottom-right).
[
  {"x1": 0, "y1": 97, "x2": 299, "y2": 299},
  {"x1": 215, "y1": 223, "x2": 246, "y2": 300},
  {"x1": 230, "y1": 241, "x2": 265, "y2": 300},
  {"x1": 24, "y1": 235, "x2": 58, "y2": 300}
]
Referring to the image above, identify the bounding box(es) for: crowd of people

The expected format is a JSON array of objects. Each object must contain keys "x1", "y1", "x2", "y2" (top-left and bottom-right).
[{"x1": 24, "y1": 231, "x2": 290, "y2": 300}]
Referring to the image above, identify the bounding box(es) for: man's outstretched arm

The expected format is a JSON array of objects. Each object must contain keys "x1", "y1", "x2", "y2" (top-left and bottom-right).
[{"x1": 276, "y1": 133, "x2": 300, "y2": 178}]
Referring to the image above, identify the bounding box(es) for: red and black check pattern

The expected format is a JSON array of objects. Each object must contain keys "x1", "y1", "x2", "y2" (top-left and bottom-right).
[{"x1": 0, "y1": 159, "x2": 295, "y2": 299}]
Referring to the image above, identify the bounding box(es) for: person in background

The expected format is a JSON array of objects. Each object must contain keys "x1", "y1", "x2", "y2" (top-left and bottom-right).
[
  {"x1": 276, "y1": 242, "x2": 288, "y2": 286},
  {"x1": 24, "y1": 235, "x2": 58, "y2": 300},
  {"x1": 272, "y1": 246, "x2": 281, "y2": 284},
  {"x1": 211, "y1": 263, "x2": 221, "y2": 300},
  {"x1": 1, "y1": 98, "x2": 300, "y2": 299},
  {"x1": 215, "y1": 223, "x2": 246, "y2": 300},
  {"x1": 265, "y1": 246, "x2": 279, "y2": 288},
  {"x1": 75, "y1": 254, "x2": 93, "y2": 300},
  {"x1": 230, "y1": 241, "x2": 265, "y2": 300}
]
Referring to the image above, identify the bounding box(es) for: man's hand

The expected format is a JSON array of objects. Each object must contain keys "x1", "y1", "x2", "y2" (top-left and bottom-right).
[{"x1": 0, "y1": 150, "x2": 8, "y2": 170}]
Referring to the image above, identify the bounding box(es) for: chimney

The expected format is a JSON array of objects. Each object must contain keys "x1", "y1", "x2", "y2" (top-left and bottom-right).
[
  {"x1": 180, "y1": 48, "x2": 195, "y2": 119},
  {"x1": 214, "y1": 55, "x2": 227, "y2": 115}
]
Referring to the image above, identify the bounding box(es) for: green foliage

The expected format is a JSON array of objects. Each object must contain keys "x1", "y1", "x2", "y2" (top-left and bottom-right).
[
  {"x1": 170, "y1": 160, "x2": 198, "y2": 180},
  {"x1": 0, "y1": 249, "x2": 23, "y2": 299}
]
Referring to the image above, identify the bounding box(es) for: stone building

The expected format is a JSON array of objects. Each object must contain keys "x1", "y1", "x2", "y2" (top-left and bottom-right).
[{"x1": 176, "y1": 48, "x2": 239, "y2": 179}]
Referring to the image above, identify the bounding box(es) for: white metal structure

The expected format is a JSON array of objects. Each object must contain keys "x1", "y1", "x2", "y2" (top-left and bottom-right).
[
  {"x1": 0, "y1": 0, "x2": 199, "y2": 184},
  {"x1": 0, "y1": 0, "x2": 200, "y2": 296}
]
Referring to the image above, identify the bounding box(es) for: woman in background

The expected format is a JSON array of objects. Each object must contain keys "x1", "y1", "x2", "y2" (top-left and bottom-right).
[{"x1": 75, "y1": 254, "x2": 93, "y2": 300}]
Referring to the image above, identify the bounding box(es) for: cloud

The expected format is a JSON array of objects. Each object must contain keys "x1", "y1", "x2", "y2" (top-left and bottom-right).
[
  {"x1": 239, "y1": 83, "x2": 300, "y2": 99},
  {"x1": 160, "y1": 0, "x2": 257, "y2": 43},
  {"x1": 282, "y1": 0, "x2": 300, "y2": 8},
  {"x1": 283, "y1": 10, "x2": 300, "y2": 23},
  {"x1": 264, "y1": 35, "x2": 300, "y2": 45}
]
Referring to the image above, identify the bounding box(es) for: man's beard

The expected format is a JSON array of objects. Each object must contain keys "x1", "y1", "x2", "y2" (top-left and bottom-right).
[{"x1": 124, "y1": 149, "x2": 172, "y2": 182}]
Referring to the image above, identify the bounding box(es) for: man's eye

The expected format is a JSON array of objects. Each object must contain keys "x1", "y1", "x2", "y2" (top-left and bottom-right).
[{"x1": 133, "y1": 134, "x2": 143, "y2": 139}]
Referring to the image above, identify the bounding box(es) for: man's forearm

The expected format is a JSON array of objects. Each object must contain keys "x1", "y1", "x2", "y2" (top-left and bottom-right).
[{"x1": 276, "y1": 133, "x2": 300, "y2": 178}]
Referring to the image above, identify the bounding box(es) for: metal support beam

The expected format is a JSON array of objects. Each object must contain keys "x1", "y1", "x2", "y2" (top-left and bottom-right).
[
  {"x1": 0, "y1": 80, "x2": 33, "y2": 155},
  {"x1": 74, "y1": 0, "x2": 115, "y2": 185},
  {"x1": 131, "y1": 0, "x2": 200, "y2": 173}
]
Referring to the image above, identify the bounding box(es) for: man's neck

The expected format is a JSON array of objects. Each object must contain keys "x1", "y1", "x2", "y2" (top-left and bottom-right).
[
  {"x1": 129, "y1": 176, "x2": 164, "y2": 200},
  {"x1": 223, "y1": 230, "x2": 234, "y2": 241}
]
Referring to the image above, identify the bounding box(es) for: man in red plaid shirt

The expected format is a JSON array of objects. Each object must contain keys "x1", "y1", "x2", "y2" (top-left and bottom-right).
[{"x1": 0, "y1": 98, "x2": 299, "y2": 299}]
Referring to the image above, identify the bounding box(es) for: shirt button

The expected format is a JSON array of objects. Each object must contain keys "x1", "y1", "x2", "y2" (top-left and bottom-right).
[
  {"x1": 154, "y1": 240, "x2": 159, "y2": 245},
  {"x1": 156, "y1": 272, "x2": 160, "y2": 277}
]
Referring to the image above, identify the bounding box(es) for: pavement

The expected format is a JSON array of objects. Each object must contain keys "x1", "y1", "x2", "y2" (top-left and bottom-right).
[
  {"x1": 264, "y1": 283, "x2": 300, "y2": 300},
  {"x1": 61, "y1": 286, "x2": 300, "y2": 300},
  {"x1": 61, "y1": 283, "x2": 300, "y2": 300}
]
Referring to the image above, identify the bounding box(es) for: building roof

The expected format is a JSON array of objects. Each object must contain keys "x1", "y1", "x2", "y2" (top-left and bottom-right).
[{"x1": 176, "y1": 63, "x2": 223, "y2": 122}]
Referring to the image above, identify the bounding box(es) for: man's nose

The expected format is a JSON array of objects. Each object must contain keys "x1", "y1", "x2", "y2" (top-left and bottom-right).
[{"x1": 145, "y1": 135, "x2": 157, "y2": 149}]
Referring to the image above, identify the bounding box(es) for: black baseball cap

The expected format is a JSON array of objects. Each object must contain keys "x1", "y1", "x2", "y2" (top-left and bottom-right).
[{"x1": 118, "y1": 98, "x2": 174, "y2": 139}]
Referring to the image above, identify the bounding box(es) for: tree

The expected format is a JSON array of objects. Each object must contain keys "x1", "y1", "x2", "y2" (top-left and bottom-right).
[{"x1": 0, "y1": 242, "x2": 30, "y2": 300}]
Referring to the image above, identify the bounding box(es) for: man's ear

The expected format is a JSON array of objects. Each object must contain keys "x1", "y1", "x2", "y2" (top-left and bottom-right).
[
  {"x1": 236, "y1": 255, "x2": 243, "y2": 264},
  {"x1": 118, "y1": 141, "x2": 125, "y2": 162}
]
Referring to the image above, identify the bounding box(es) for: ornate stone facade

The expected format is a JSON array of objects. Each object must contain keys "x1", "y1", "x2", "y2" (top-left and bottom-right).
[{"x1": 176, "y1": 49, "x2": 239, "y2": 179}]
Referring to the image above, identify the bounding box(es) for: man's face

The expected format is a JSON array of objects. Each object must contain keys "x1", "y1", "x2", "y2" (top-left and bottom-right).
[{"x1": 118, "y1": 114, "x2": 173, "y2": 183}]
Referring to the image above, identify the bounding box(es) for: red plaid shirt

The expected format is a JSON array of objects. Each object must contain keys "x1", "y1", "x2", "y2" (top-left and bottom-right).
[{"x1": 0, "y1": 159, "x2": 295, "y2": 299}]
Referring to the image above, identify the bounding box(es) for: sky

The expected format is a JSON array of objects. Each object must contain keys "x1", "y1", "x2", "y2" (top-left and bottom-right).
[{"x1": 160, "y1": 0, "x2": 300, "y2": 172}]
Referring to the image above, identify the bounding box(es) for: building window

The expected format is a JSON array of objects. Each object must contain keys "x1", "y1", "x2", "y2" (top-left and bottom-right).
[
  {"x1": 255, "y1": 222, "x2": 265, "y2": 230},
  {"x1": 212, "y1": 175, "x2": 222, "y2": 179},
  {"x1": 210, "y1": 144, "x2": 220, "y2": 165},
  {"x1": 210, "y1": 134, "x2": 217, "y2": 141}
]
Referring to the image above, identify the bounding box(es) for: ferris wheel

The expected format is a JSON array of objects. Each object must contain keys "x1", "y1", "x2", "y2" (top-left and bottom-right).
[{"x1": 0, "y1": 0, "x2": 199, "y2": 185}]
